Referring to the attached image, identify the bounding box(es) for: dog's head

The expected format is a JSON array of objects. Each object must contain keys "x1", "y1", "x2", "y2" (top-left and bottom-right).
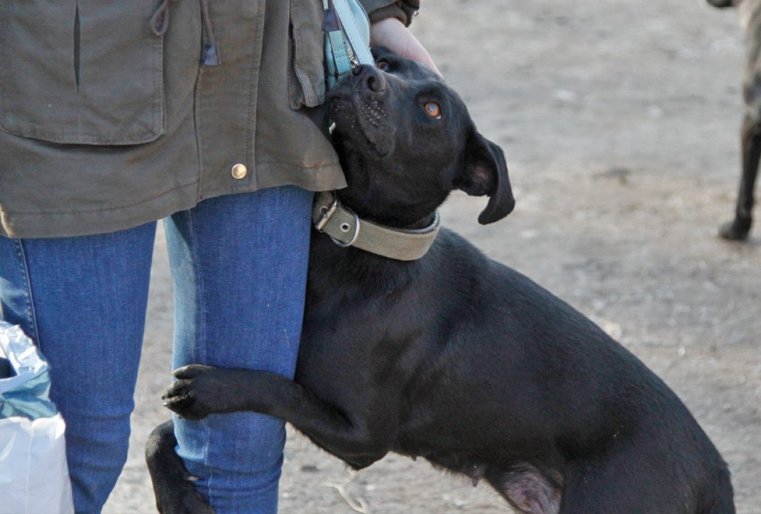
[{"x1": 327, "y1": 48, "x2": 515, "y2": 227}]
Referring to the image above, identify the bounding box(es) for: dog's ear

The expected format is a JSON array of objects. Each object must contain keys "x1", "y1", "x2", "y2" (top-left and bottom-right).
[{"x1": 454, "y1": 130, "x2": 515, "y2": 224}]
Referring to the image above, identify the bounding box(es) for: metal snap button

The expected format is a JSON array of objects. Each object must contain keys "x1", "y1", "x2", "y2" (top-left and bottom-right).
[{"x1": 231, "y1": 163, "x2": 248, "y2": 180}]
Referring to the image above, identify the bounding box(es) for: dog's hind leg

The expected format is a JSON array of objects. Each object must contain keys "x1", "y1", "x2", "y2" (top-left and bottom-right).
[
  {"x1": 557, "y1": 441, "x2": 734, "y2": 514},
  {"x1": 720, "y1": 114, "x2": 761, "y2": 240},
  {"x1": 145, "y1": 420, "x2": 214, "y2": 514},
  {"x1": 558, "y1": 462, "x2": 668, "y2": 514}
]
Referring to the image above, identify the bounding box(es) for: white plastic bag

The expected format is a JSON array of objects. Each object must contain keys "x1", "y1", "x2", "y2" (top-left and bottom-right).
[{"x1": 0, "y1": 322, "x2": 74, "y2": 514}]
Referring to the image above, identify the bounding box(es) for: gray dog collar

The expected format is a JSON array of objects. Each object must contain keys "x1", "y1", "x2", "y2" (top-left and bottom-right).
[{"x1": 312, "y1": 192, "x2": 440, "y2": 261}]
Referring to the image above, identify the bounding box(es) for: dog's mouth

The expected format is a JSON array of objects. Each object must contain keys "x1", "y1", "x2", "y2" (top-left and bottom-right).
[{"x1": 328, "y1": 89, "x2": 394, "y2": 158}]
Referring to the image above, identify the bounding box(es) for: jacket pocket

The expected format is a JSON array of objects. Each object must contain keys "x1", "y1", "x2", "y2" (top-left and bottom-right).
[
  {"x1": 0, "y1": 0, "x2": 165, "y2": 145},
  {"x1": 288, "y1": 0, "x2": 326, "y2": 109}
]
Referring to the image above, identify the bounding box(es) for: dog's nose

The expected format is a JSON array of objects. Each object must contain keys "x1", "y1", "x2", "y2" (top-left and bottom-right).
[{"x1": 353, "y1": 64, "x2": 386, "y2": 93}]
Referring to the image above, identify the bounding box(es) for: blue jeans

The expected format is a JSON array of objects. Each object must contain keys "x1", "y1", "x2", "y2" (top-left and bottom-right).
[{"x1": 0, "y1": 188, "x2": 313, "y2": 514}]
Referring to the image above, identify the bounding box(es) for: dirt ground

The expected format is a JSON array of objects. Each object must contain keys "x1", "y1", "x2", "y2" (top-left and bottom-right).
[{"x1": 105, "y1": 0, "x2": 761, "y2": 512}]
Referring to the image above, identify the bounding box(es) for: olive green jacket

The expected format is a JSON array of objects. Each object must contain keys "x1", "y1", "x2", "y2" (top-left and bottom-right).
[{"x1": 0, "y1": 0, "x2": 419, "y2": 238}]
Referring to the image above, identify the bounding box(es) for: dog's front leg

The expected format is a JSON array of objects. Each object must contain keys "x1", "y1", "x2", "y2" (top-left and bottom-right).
[
  {"x1": 163, "y1": 364, "x2": 391, "y2": 469},
  {"x1": 721, "y1": 114, "x2": 761, "y2": 240}
]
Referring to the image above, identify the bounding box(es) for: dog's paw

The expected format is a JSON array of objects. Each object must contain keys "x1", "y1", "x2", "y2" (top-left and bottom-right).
[
  {"x1": 706, "y1": 0, "x2": 734, "y2": 8},
  {"x1": 718, "y1": 217, "x2": 752, "y2": 241},
  {"x1": 162, "y1": 364, "x2": 223, "y2": 420}
]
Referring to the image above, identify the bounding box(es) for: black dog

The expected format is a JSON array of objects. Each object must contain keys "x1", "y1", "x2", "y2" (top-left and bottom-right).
[
  {"x1": 147, "y1": 49, "x2": 734, "y2": 513},
  {"x1": 708, "y1": 0, "x2": 761, "y2": 240}
]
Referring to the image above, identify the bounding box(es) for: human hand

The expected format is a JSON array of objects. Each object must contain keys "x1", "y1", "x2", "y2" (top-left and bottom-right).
[{"x1": 370, "y1": 18, "x2": 442, "y2": 77}]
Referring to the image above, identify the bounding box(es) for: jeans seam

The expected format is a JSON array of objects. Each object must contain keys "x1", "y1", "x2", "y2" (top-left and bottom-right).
[
  {"x1": 12, "y1": 239, "x2": 41, "y2": 346},
  {"x1": 185, "y1": 208, "x2": 215, "y2": 504}
]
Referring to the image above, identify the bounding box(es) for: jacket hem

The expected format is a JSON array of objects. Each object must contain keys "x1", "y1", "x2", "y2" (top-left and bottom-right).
[
  {"x1": 0, "y1": 162, "x2": 347, "y2": 239},
  {"x1": 0, "y1": 181, "x2": 200, "y2": 239}
]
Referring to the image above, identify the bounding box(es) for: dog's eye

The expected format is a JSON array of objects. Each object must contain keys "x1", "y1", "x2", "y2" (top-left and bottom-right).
[
  {"x1": 376, "y1": 59, "x2": 390, "y2": 71},
  {"x1": 423, "y1": 102, "x2": 442, "y2": 120}
]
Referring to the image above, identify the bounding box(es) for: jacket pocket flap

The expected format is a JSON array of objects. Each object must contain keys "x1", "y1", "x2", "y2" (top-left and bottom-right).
[{"x1": 0, "y1": 0, "x2": 165, "y2": 145}]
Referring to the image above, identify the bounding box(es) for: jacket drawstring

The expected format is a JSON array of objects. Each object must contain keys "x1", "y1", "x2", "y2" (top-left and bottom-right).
[
  {"x1": 149, "y1": 0, "x2": 175, "y2": 37},
  {"x1": 150, "y1": 0, "x2": 221, "y2": 66}
]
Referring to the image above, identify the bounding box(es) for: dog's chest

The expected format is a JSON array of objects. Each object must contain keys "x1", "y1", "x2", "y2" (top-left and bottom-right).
[{"x1": 298, "y1": 287, "x2": 416, "y2": 393}]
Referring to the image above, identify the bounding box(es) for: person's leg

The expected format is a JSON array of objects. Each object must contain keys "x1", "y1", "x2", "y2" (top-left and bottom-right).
[
  {"x1": 165, "y1": 187, "x2": 313, "y2": 514},
  {"x1": 0, "y1": 223, "x2": 157, "y2": 513}
]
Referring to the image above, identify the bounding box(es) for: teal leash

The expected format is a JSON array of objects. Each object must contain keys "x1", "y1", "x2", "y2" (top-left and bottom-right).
[{"x1": 323, "y1": 0, "x2": 374, "y2": 88}]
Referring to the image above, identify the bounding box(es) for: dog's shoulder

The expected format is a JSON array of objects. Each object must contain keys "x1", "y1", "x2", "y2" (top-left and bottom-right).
[{"x1": 428, "y1": 228, "x2": 556, "y2": 303}]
